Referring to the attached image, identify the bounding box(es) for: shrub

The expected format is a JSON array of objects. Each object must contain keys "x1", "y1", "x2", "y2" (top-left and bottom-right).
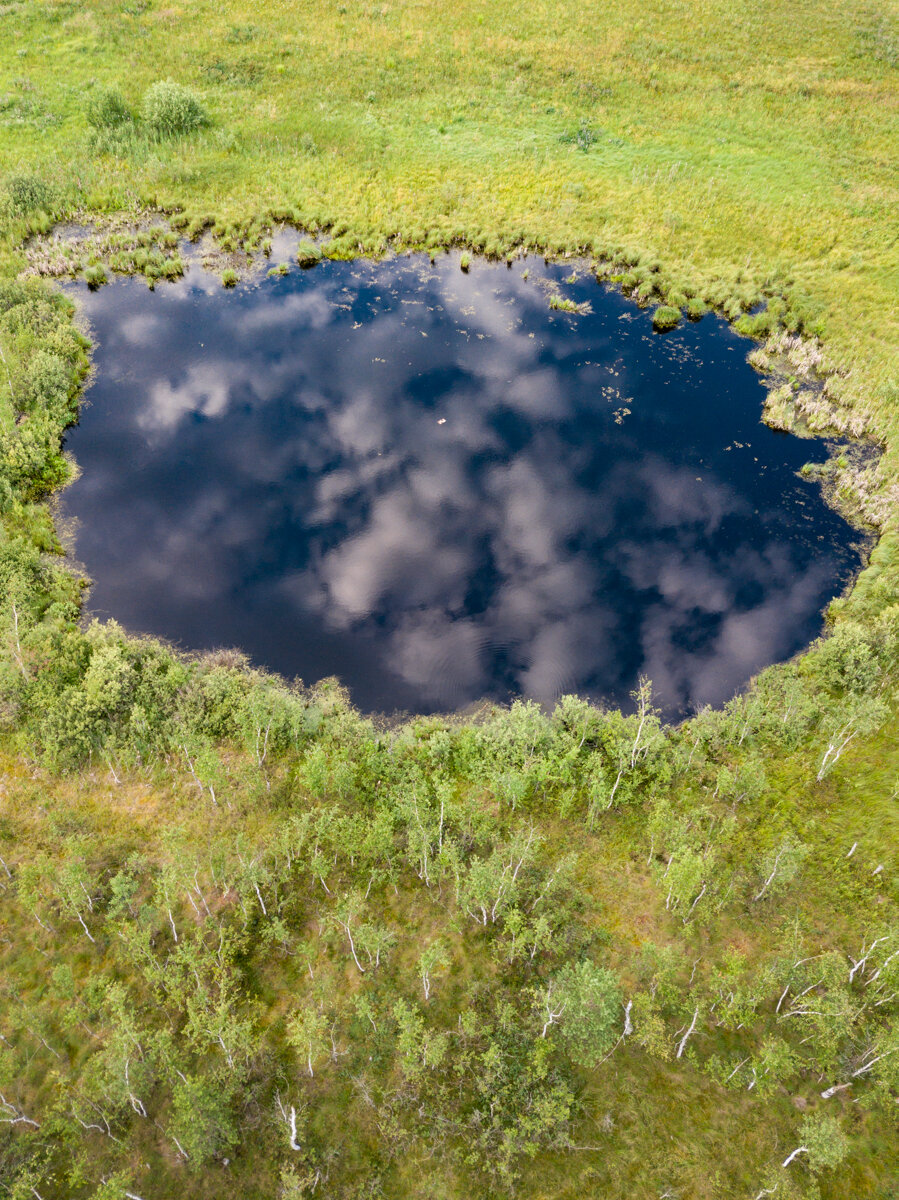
[
  {"x1": 22, "y1": 351, "x2": 70, "y2": 415},
  {"x1": 141, "y1": 80, "x2": 207, "y2": 137},
  {"x1": 86, "y1": 85, "x2": 132, "y2": 130},
  {"x1": 559, "y1": 121, "x2": 597, "y2": 151},
  {"x1": 6, "y1": 175, "x2": 52, "y2": 215},
  {"x1": 652, "y1": 305, "x2": 681, "y2": 331},
  {"x1": 813, "y1": 623, "x2": 878, "y2": 694}
]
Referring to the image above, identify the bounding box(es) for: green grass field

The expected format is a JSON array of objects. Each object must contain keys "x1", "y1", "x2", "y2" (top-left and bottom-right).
[{"x1": 1, "y1": 2, "x2": 899, "y2": 1198}]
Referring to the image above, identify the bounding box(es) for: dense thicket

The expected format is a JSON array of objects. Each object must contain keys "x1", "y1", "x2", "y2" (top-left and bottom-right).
[{"x1": 0, "y1": 263, "x2": 897, "y2": 1199}]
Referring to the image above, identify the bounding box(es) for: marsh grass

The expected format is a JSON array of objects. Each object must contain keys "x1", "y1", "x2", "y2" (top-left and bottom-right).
[
  {"x1": 82, "y1": 262, "x2": 107, "y2": 288},
  {"x1": 296, "y1": 239, "x2": 322, "y2": 267},
  {"x1": 651, "y1": 304, "x2": 681, "y2": 331},
  {"x1": 85, "y1": 85, "x2": 132, "y2": 132}
]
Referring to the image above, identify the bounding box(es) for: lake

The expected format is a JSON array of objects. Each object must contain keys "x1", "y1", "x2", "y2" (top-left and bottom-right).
[{"x1": 61, "y1": 243, "x2": 861, "y2": 716}]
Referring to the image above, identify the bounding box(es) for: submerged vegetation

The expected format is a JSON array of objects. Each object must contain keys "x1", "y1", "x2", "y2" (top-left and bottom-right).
[{"x1": 0, "y1": 0, "x2": 898, "y2": 1196}]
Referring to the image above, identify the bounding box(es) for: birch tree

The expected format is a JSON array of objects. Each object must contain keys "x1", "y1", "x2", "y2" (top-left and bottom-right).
[
  {"x1": 418, "y1": 940, "x2": 450, "y2": 1002},
  {"x1": 816, "y1": 695, "x2": 888, "y2": 782},
  {"x1": 782, "y1": 1113, "x2": 848, "y2": 1171},
  {"x1": 540, "y1": 961, "x2": 621, "y2": 1065},
  {"x1": 455, "y1": 826, "x2": 538, "y2": 926},
  {"x1": 287, "y1": 1008, "x2": 330, "y2": 1077}
]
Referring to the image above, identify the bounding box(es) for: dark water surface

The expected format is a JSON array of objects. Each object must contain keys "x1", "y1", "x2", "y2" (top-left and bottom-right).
[{"x1": 62, "y1": 247, "x2": 861, "y2": 716}]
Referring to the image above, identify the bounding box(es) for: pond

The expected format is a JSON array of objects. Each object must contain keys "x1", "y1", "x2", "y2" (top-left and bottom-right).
[{"x1": 61, "y1": 245, "x2": 862, "y2": 717}]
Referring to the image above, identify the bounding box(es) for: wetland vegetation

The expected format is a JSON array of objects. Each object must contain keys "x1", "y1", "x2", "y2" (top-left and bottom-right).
[{"x1": 0, "y1": 1, "x2": 898, "y2": 1198}]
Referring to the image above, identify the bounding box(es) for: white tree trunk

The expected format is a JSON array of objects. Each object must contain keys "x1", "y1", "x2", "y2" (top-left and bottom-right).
[
  {"x1": 675, "y1": 1006, "x2": 699, "y2": 1059},
  {"x1": 622, "y1": 1000, "x2": 633, "y2": 1038},
  {"x1": 782, "y1": 1146, "x2": 808, "y2": 1167}
]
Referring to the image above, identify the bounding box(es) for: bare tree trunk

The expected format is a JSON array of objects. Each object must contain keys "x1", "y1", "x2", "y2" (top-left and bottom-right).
[
  {"x1": 9, "y1": 603, "x2": 28, "y2": 679},
  {"x1": 849, "y1": 935, "x2": 890, "y2": 982},
  {"x1": 820, "y1": 1081, "x2": 852, "y2": 1099},
  {"x1": 338, "y1": 919, "x2": 366, "y2": 973},
  {"x1": 782, "y1": 1146, "x2": 808, "y2": 1167},
  {"x1": 0, "y1": 1092, "x2": 39, "y2": 1128},
  {"x1": 675, "y1": 1006, "x2": 699, "y2": 1059},
  {"x1": 75, "y1": 909, "x2": 96, "y2": 944},
  {"x1": 753, "y1": 848, "x2": 786, "y2": 902}
]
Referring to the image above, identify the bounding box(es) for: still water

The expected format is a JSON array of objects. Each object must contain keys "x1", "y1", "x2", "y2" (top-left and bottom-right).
[{"x1": 62, "y1": 246, "x2": 861, "y2": 716}]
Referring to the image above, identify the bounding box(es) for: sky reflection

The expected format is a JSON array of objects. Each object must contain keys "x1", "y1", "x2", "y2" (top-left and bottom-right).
[{"x1": 62, "y1": 251, "x2": 860, "y2": 716}]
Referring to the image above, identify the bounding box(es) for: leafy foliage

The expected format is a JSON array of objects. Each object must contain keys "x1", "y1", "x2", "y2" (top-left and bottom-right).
[{"x1": 140, "y1": 80, "x2": 207, "y2": 138}]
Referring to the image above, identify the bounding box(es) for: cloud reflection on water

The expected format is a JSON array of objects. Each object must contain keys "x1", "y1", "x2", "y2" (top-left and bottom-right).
[{"x1": 63, "y1": 253, "x2": 859, "y2": 715}]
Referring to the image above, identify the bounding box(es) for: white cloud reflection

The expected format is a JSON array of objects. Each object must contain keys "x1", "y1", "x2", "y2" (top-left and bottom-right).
[{"x1": 66, "y1": 254, "x2": 856, "y2": 714}]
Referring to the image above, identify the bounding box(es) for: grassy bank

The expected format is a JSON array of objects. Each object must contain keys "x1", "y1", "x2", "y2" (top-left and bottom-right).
[{"x1": 1, "y1": 0, "x2": 899, "y2": 1197}]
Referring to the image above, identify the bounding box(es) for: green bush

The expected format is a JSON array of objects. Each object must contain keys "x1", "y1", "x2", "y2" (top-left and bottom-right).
[
  {"x1": 86, "y1": 85, "x2": 132, "y2": 130},
  {"x1": 21, "y1": 350, "x2": 70, "y2": 415},
  {"x1": 221, "y1": 268, "x2": 238, "y2": 287},
  {"x1": 813, "y1": 623, "x2": 878, "y2": 694},
  {"x1": 6, "y1": 175, "x2": 52, "y2": 216},
  {"x1": 140, "y1": 80, "x2": 208, "y2": 137},
  {"x1": 559, "y1": 121, "x2": 597, "y2": 151},
  {"x1": 652, "y1": 304, "x2": 681, "y2": 331}
]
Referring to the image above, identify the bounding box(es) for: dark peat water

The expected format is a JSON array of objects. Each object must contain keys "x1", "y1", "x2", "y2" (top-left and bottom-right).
[{"x1": 61, "y1": 246, "x2": 862, "y2": 717}]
